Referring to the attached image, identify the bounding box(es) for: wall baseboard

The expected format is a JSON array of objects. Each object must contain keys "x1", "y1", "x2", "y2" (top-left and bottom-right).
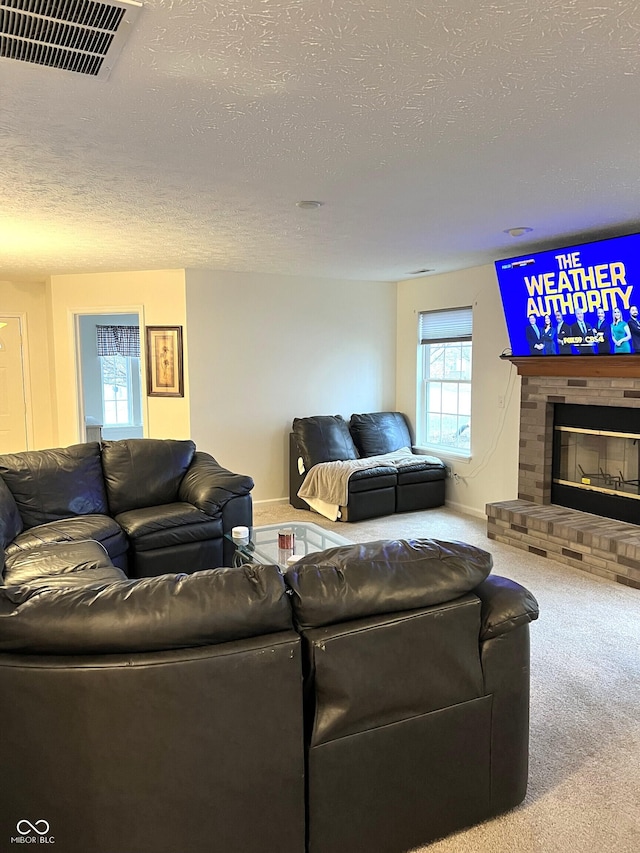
[
  {"x1": 255, "y1": 496, "x2": 486, "y2": 519},
  {"x1": 444, "y1": 499, "x2": 486, "y2": 520}
]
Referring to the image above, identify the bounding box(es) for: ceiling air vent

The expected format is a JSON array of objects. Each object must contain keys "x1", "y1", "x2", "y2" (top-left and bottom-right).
[{"x1": 0, "y1": 0, "x2": 142, "y2": 79}]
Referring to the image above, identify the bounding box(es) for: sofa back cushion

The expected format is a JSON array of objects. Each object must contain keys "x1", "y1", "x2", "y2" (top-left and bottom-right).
[
  {"x1": 292, "y1": 415, "x2": 358, "y2": 469},
  {"x1": 0, "y1": 443, "x2": 108, "y2": 529},
  {"x1": 349, "y1": 411, "x2": 413, "y2": 457},
  {"x1": 0, "y1": 564, "x2": 293, "y2": 654},
  {"x1": 285, "y1": 538, "x2": 493, "y2": 629},
  {"x1": 101, "y1": 438, "x2": 196, "y2": 515}
]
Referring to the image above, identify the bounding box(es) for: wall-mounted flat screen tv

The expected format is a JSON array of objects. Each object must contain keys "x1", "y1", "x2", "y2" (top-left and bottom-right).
[{"x1": 494, "y1": 232, "x2": 640, "y2": 357}]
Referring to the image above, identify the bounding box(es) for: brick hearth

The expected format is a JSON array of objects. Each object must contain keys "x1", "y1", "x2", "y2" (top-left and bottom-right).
[{"x1": 486, "y1": 372, "x2": 640, "y2": 589}]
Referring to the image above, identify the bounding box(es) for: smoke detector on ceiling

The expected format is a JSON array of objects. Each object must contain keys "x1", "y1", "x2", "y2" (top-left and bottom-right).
[
  {"x1": 504, "y1": 227, "x2": 533, "y2": 238},
  {"x1": 296, "y1": 200, "x2": 324, "y2": 210},
  {"x1": 0, "y1": 0, "x2": 142, "y2": 80}
]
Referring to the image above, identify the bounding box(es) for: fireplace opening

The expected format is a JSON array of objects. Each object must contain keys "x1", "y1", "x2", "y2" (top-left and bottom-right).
[{"x1": 552, "y1": 404, "x2": 640, "y2": 524}]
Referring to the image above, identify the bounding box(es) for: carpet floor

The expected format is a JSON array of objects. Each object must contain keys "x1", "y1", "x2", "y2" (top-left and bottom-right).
[{"x1": 253, "y1": 501, "x2": 640, "y2": 853}]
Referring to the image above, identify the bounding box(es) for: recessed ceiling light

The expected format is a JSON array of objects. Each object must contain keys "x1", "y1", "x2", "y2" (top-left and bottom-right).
[
  {"x1": 407, "y1": 268, "x2": 435, "y2": 275},
  {"x1": 504, "y1": 227, "x2": 533, "y2": 237},
  {"x1": 296, "y1": 200, "x2": 324, "y2": 209}
]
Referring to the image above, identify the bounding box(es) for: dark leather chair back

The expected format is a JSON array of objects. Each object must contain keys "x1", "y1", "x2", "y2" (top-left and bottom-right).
[
  {"x1": 0, "y1": 443, "x2": 108, "y2": 528},
  {"x1": 291, "y1": 415, "x2": 358, "y2": 469},
  {"x1": 349, "y1": 411, "x2": 413, "y2": 456},
  {"x1": 101, "y1": 438, "x2": 196, "y2": 515}
]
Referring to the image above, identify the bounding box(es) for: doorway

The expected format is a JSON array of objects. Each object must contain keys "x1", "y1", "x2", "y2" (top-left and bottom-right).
[
  {"x1": 77, "y1": 313, "x2": 145, "y2": 442},
  {"x1": 0, "y1": 316, "x2": 29, "y2": 453}
]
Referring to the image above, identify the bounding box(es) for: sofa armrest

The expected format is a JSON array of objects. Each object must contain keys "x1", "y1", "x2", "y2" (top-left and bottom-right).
[
  {"x1": 474, "y1": 575, "x2": 539, "y2": 640},
  {"x1": 179, "y1": 452, "x2": 254, "y2": 516}
]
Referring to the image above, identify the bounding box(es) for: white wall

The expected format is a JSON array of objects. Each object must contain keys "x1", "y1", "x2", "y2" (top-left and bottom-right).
[
  {"x1": 186, "y1": 270, "x2": 397, "y2": 501},
  {"x1": 47, "y1": 270, "x2": 190, "y2": 445},
  {"x1": 396, "y1": 264, "x2": 521, "y2": 518},
  {"x1": 6, "y1": 265, "x2": 518, "y2": 515}
]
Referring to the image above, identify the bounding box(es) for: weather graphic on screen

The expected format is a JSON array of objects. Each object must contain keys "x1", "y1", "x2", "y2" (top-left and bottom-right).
[{"x1": 494, "y1": 233, "x2": 640, "y2": 357}]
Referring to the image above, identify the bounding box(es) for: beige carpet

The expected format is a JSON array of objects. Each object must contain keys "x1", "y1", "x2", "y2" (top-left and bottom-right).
[{"x1": 253, "y1": 502, "x2": 640, "y2": 853}]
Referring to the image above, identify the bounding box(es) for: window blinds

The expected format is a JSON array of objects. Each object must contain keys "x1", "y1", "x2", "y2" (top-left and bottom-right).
[
  {"x1": 96, "y1": 325, "x2": 140, "y2": 357},
  {"x1": 419, "y1": 307, "x2": 473, "y2": 344}
]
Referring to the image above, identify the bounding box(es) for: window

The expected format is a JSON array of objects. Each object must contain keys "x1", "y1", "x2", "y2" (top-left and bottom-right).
[
  {"x1": 96, "y1": 325, "x2": 141, "y2": 428},
  {"x1": 417, "y1": 307, "x2": 472, "y2": 455},
  {"x1": 101, "y1": 354, "x2": 135, "y2": 425}
]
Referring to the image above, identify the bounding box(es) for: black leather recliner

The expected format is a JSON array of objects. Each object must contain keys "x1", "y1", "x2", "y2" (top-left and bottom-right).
[
  {"x1": 285, "y1": 539, "x2": 538, "y2": 853},
  {"x1": 290, "y1": 412, "x2": 446, "y2": 521},
  {"x1": 350, "y1": 411, "x2": 447, "y2": 512}
]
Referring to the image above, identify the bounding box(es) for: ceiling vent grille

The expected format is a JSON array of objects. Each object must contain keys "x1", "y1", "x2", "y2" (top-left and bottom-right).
[{"x1": 0, "y1": 0, "x2": 142, "y2": 79}]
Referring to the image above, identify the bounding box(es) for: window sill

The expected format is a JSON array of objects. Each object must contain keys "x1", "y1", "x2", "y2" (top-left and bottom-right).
[{"x1": 414, "y1": 446, "x2": 471, "y2": 463}]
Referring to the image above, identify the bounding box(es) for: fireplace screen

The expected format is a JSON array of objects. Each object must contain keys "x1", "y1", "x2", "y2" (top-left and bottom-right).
[{"x1": 555, "y1": 427, "x2": 640, "y2": 499}]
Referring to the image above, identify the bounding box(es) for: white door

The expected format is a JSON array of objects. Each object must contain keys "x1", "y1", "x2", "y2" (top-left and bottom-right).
[{"x1": 0, "y1": 317, "x2": 28, "y2": 453}]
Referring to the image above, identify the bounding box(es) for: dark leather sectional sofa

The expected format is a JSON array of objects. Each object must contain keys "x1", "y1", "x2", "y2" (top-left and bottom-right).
[
  {"x1": 0, "y1": 438, "x2": 254, "y2": 582},
  {"x1": 290, "y1": 411, "x2": 447, "y2": 521},
  {"x1": 0, "y1": 526, "x2": 539, "y2": 853}
]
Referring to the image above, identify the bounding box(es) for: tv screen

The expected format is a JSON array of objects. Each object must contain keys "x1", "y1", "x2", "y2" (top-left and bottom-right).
[{"x1": 494, "y1": 232, "x2": 640, "y2": 357}]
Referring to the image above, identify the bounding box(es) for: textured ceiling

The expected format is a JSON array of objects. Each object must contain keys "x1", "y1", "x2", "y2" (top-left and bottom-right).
[{"x1": 1, "y1": 0, "x2": 639, "y2": 281}]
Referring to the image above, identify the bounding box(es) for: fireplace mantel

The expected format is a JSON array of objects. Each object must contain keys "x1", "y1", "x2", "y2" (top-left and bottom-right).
[{"x1": 501, "y1": 354, "x2": 640, "y2": 378}]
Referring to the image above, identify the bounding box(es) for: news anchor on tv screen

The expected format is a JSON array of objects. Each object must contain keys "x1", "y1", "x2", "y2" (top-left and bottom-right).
[{"x1": 495, "y1": 232, "x2": 640, "y2": 357}]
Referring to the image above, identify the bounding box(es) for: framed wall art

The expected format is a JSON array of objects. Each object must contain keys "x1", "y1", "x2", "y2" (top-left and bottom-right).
[{"x1": 145, "y1": 325, "x2": 184, "y2": 397}]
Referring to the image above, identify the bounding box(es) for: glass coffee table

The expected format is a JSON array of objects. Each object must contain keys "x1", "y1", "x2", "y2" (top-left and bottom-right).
[{"x1": 226, "y1": 521, "x2": 352, "y2": 570}]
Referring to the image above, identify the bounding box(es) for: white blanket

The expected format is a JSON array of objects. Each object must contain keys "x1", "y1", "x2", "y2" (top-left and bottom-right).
[{"x1": 297, "y1": 448, "x2": 431, "y2": 521}]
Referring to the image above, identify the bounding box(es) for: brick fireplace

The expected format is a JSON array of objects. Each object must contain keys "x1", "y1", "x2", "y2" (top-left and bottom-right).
[{"x1": 487, "y1": 364, "x2": 640, "y2": 590}]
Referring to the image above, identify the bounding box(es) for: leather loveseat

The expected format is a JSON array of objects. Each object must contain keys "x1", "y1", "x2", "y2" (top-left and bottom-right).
[
  {"x1": 0, "y1": 536, "x2": 538, "y2": 853},
  {"x1": 0, "y1": 438, "x2": 253, "y2": 580},
  {"x1": 290, "y1": 411, "x2": 447, "y2": 521}
]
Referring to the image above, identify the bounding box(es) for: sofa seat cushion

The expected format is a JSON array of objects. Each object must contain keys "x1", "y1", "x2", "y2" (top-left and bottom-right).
[
  {"x1": 4, "y1": 514, "x2": 128, "y2": 562},
  {"x1": 0, "y1": 564, "x2": 292, "y2": 654},
  {"x1": 0, "y1": 442, "x2": 108, "y2": 528},
  {"x1": 3, "y1": 540, "x2": 125, "y2": 589},
  {"x1": 396, "y1": 460, "x2": 447, "y2": 486},
  {"x1": 347, "y1": 466, "x2": 397, "y2": 494},
  {"x1": 115, "y1": 502, "x2": 223, "y2": 551}
]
